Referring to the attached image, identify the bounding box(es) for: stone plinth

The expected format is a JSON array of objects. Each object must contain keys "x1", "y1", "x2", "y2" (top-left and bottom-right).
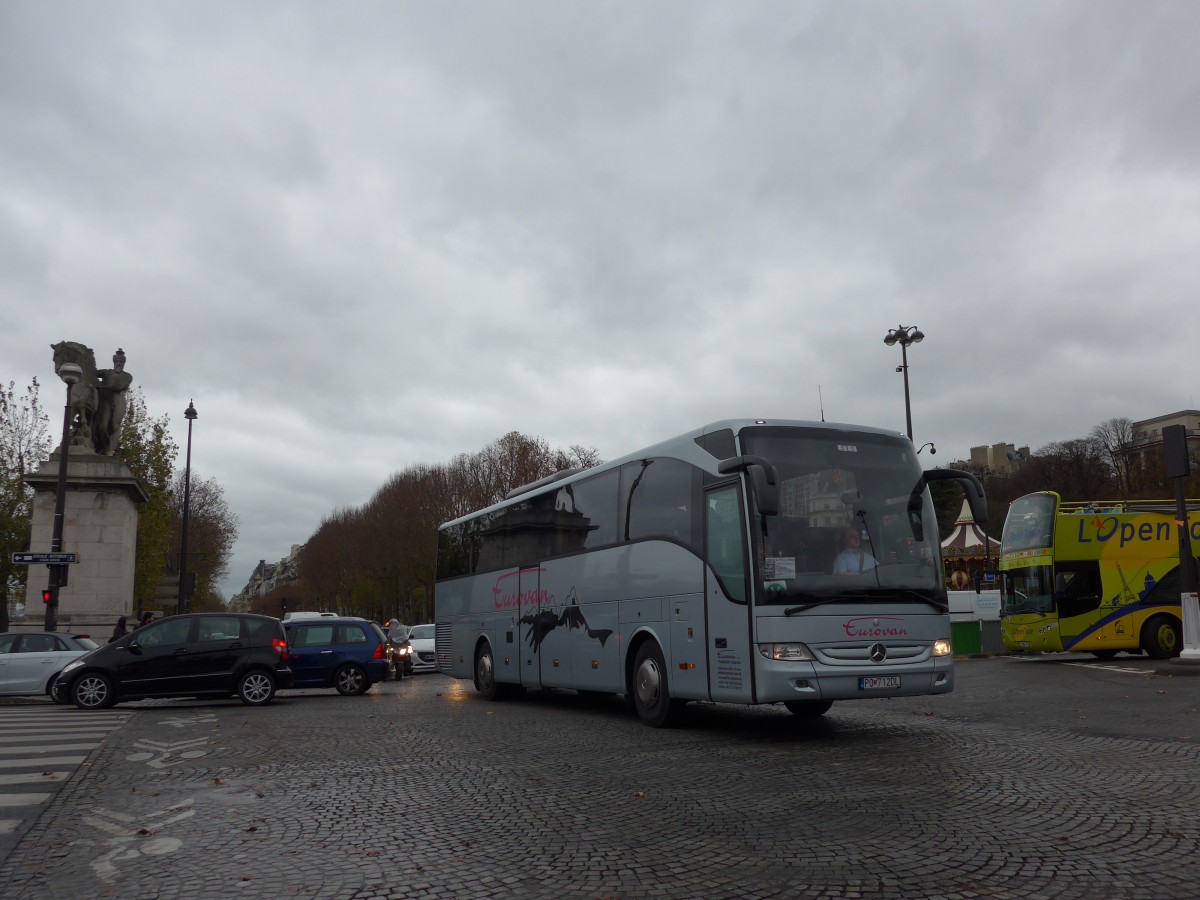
[{"x1": 17, "y1": 446, "x2": 147, "y2": 634}]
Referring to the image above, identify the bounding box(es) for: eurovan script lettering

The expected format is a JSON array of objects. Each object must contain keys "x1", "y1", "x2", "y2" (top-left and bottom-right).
[
  {"x1": 843, "y1": 616, "x2": 909, "y2": 638},
  {"x1": 492, "y1": 568, "x2": 552, "y2": 609}
]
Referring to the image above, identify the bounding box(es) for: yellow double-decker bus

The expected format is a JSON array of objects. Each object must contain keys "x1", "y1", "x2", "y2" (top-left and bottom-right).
[{"x1": 999, "y1": 491, "x2": 1200, "y2": 659}]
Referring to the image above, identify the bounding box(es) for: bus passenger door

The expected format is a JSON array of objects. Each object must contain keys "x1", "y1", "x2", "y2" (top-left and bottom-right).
[
  {"x1": 1053, "y1": 562, "x2": 1103, "y2": 650},
  {"x1": 516, "y1": 565, "x2": 545, "y2": 689},
  {"x1": 704, "y1": 484, "x2": 754, "y2": 704}
]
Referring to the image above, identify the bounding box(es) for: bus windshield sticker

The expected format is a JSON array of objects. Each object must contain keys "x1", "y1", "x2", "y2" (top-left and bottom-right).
[{"x1": 764, "y1": 557, "x2": 796, "y2": 579}]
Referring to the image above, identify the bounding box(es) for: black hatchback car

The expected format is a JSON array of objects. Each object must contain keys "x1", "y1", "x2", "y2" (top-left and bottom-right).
[{"x1": 54, "y1": 613, "x2": 294, "y2": 709}]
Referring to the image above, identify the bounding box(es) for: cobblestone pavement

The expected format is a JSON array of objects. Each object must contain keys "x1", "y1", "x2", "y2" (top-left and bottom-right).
[{"x1": 1, "y1": 657, "x2": 1198, "y2": 899}]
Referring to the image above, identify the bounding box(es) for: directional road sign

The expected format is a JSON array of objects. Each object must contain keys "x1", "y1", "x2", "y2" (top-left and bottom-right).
[{"x1": 11, "y1": 552, "x2": 78, "y2": 565}]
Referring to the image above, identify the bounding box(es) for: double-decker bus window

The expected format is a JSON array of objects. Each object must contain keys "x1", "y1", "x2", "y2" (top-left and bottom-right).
[
  {"x1": 1001, "y1": 565, "x2": 1053, "y2": 615},
  {"x1": 706, "y1": 486, "x2": 747, "y2": 602}
]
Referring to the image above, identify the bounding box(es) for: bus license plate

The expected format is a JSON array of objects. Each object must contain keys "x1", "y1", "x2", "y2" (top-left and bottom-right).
[{"x1": 859, "y1": 676, "x2": 900, "y2": 690}]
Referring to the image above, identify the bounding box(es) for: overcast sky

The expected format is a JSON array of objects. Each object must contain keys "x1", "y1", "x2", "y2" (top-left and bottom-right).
[{"x1": 4, "y1": 2, "x2": 1198, "y2": 602}]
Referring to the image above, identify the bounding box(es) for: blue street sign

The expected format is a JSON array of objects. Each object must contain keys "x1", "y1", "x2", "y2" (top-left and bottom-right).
[{"x1": 11, "y1": 552, "x2": 78, "y2": 565}]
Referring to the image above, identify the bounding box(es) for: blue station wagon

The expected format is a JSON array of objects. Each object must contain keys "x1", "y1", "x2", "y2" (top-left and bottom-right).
[{"x1": 282, "y1": 617, "x2": 390, "y2": 695}]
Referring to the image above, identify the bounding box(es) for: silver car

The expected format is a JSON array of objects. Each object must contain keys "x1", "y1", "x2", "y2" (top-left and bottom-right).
[{"x1": 0, "y1": 632, "x2": 100, "y2": 701}]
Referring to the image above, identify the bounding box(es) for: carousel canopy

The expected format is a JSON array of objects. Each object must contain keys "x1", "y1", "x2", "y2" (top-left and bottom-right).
[{"x1": 941, "y1": 499, "x2": 1001, "y2": 556}]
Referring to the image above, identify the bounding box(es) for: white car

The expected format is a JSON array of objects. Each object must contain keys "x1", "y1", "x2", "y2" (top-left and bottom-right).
[
  {"x1": 407, "y1": 624, "x2": 437, "y2": 673},
  {"x1": 0, "y1": 631, "x2": 100, "y2": 701}
]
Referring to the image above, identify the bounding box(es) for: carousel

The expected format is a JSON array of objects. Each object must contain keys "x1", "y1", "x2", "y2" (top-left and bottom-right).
[{"x1": 941, "y1": 499, "x2": 1001, "y2": 590}]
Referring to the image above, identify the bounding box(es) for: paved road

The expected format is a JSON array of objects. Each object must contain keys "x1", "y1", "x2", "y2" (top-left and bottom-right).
[
  {"x1": 0, "y1": 655, "x2": 1197, "y2": 899},
  {"x1": 0, "y1": 704, "x2": 130, "y2": 862}
]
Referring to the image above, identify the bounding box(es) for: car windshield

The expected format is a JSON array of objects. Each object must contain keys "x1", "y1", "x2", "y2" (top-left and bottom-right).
[
  {"x1": 75, "y1": 637, "x2": 100, "y2": 650},
  {"x1": 409, "y1": 625, "x2": 435, "y2": 640},
  {"x1": 739, "y1": 426, "x2": 943, "y2": 603}
]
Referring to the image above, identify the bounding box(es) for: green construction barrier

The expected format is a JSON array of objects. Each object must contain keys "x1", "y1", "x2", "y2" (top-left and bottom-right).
[{"x1": 951, "y1": 620, "x2": 981, "y2": 656}]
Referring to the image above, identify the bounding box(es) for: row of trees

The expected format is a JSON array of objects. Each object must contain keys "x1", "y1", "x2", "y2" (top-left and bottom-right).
[
  {"x1": 0, "y1": 378, "x2": 238, "y2": 629},
  {"x1": 250, "y1": 416, "x2": 1197, "y2": 621},
  {"x1": 235, "y1": 432, "x2": 600, "y2": 623},
  {"x1": 942, "y1": 417, "x2": 1200, "y2": 541}
]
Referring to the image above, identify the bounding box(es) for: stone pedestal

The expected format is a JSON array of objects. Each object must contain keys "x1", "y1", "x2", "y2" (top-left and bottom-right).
[{"x1": 18, "y1": 447, "x2": 147, "y2": 635}]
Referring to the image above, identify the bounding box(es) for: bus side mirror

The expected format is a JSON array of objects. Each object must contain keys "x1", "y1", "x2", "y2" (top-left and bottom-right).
[
  {"x1": 748, "y1": 465, "x2": 779, "y2": 517},
  {"x1": 924, "y1": 468, "x2": 988, "y2": 525},
  {"x1": 718, "y1": 455, "x2": 779, "y2": 517}
]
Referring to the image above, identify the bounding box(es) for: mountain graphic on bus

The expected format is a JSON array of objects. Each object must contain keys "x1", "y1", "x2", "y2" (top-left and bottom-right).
[{"x1": 520, "y1": 588, "x2": 614, "y2": 652}]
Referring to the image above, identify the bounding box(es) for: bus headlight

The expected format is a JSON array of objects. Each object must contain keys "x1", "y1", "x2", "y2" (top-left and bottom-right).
[
  {"x1": 758, "y1": 642, "x2": 815, "y2": 661},
  {"x1": 932, "y1": 639, "x2": 952, "y2": 657}
]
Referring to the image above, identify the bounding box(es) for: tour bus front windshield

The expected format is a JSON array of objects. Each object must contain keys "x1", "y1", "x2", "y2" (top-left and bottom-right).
[{"x1": 739, "y1": 427, "x2": 943, "y2": 603}]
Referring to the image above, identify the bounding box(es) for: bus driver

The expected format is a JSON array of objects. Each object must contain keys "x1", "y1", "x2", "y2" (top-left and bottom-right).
[{"x1": 832, "y1": 525, "x2": 878, "y2": 575}]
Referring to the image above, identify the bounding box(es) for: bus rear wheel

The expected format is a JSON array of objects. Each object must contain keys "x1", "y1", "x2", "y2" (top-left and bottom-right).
[
  {"x1": 1140, "y1": 614, "x2": 1181, "y2": 660},
  {"x1": 632, "y1": 642, "x2": 681, "y2": 728}
]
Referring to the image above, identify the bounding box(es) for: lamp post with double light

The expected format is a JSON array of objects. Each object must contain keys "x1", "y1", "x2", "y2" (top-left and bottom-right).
[
  {"x1": 177, "y1": 400, "x2": 197, "y2": 615},
  {"x1": 43, "y1": 362, "x2": 83, "y2": 631},
  {"x1": 883, "y1": 325, "x2": 924, "y2": 441}
]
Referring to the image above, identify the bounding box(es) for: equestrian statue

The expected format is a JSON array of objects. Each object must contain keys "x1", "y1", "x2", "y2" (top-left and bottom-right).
[{"x1": 50, "y1": 341, "x2": 132, "y2": 456}]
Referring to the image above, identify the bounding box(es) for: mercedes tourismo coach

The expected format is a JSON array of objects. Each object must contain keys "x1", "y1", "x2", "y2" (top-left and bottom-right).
[{"x1": 434, "y1": 419, "x2": 986, "y2": 726}]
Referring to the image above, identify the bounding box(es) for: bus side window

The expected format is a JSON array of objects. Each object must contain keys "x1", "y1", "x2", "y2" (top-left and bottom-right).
[{"x1": 1054, "y1": 562, "x2": 1102, "y2": 618}]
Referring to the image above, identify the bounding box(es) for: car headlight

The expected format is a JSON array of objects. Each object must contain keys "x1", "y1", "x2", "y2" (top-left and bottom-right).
[
  {"x1": 932, "y1": 639, "x2": 953, "y2": 657},
  {"x1": 61, "y1": 659, "x2": 83, "y2": 674},
  {"x1": 758, "y1": 642, "x2": 815, "y2": 661}
]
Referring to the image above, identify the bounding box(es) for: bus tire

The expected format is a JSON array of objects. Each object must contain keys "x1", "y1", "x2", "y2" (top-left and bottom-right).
[
  {"x1": 475, "y1": 642, "x2": 504, "y2": 701},
  {"x1": 631, "y1": 641, "x2": 681, "y2": 728},
  {"x1": 784, "y1": 700, "x2": 833, "y2": 717},
  {"x1": 1140, "y1": 614, "x2": 1181, "y2": 660}
]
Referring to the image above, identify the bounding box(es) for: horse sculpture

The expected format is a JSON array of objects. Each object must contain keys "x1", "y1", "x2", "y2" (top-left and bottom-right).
[{"x1": 50, "y1": 341, "x2": 100, "y2": 452}]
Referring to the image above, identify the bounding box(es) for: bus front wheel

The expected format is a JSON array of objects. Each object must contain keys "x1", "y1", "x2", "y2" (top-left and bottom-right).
[
  {"x1": 632, "y1": 642, "x2": 681, "y2": 728},
  {"x1": 785, "y1": 700, "x2": 833, "y2": 717},
  {"x1": 1140, "y1": 614, "x2": 1181, "y2": 660}
]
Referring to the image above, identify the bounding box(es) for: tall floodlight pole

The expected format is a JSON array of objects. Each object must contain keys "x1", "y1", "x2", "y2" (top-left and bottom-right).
[
  {"x1": 177, "y1": 400, "x2": 197, "y2": 615},
  {"x1": 883, "y1": 325, "x2": 924, "y2": 441},
  {"x1": 44, "y1": 362, "x2": 83, "y2": 631}
]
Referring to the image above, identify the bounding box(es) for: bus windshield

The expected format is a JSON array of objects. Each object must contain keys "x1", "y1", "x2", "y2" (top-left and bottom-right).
[{"x1": 740, "y1": 427, "x2": 942, "y2": 603}]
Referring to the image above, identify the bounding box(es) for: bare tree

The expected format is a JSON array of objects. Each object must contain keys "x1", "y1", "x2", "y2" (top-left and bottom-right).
[
  {"x1": 1090, "y1": 417, "x2": 1135, "y2": 498},
  {"x1": 168, "y1": 472, "x2": 239, "y2": 610},
  {"x1": 1033, "y1": 438, "x2": 1115, "y2": 501}
]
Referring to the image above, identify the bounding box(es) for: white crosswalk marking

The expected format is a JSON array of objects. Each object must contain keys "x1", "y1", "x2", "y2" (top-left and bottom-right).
[{"x1": 0, "y1": 704, "x2": 129, "y2": 854}]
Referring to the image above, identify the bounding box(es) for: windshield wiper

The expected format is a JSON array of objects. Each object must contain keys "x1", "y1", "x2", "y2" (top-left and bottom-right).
[
  {"x1": 785, "y1": 589, "x2": 948, "y2": 615},
  {"x1": 783, "y1": 595, "x2": 849, "y2": 615}
]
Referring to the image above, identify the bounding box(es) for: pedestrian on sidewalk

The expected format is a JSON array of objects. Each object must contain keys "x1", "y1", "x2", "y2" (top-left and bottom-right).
[{"x1": 109, "y1": 615, "x2": 128, "y2": 643}]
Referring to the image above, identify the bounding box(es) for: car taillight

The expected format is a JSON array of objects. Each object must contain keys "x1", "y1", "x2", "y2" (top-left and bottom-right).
[
  {"x1": 372, "y1": 642, "x2": 386, "y2": 660},
  {"x1": 273, "y1": 637, "x2": 288, "y2": 660}
]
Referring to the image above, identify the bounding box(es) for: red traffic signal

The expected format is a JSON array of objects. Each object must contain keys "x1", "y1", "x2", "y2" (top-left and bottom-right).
[{"x1": 42, "y1": 589, "x2": 53, "y2": 604}]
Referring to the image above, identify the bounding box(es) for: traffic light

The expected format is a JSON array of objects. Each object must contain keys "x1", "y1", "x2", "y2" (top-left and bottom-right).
[{"x1": 42, "y1": 588, "x2": 53, "y2": 604}]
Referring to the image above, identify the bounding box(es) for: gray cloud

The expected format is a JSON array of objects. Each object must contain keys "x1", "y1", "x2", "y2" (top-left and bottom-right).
[{"x1": 4, "y1": 1, "x2": 1199, "y2": 599}]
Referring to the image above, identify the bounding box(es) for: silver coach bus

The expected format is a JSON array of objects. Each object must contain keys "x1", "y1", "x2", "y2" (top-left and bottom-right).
[{"x1": 434, "y1": 419, "x2": 986, "y2": 727}]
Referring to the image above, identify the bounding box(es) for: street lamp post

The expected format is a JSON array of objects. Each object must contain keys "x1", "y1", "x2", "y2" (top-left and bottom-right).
[
  {"x1": 44, "y1": 362, "x2": 83, "y2": 631},
  {"x1": 177, "y1": 400, "x2": 197, "y2": 615},
  {"x1": 883, "y1": 325, "x2": 924, "y2": 441}
]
